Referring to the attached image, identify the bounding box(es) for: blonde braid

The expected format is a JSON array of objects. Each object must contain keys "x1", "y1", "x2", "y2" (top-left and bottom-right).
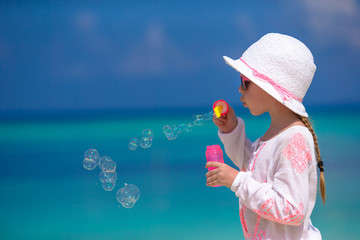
[{"x1": 298, "y1": 115, "x2": 326, "y2": 204}]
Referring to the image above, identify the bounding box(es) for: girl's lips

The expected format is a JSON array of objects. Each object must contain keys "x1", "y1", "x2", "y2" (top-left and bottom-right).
[{"x1": 240, "y1": 96, "x2": 246, "y2": 107}]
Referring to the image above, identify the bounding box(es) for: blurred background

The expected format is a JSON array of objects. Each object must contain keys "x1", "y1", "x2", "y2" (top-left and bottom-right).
[{"x1": 1, "y1": 1, "x2": 359, "y2": 239}]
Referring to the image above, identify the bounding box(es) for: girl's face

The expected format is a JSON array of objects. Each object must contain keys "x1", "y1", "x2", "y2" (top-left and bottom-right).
[{"x1": 239, "y1": 76, "x2": 275, "y2": 116}]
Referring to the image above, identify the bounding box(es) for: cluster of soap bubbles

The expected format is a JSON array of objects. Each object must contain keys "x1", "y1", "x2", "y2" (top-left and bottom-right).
[
  {"x1": 129, "y1": 129, "x2": 154, "y2": 150},
  {"x1": 83, "y1": 149, "x2": 140, "y2": 208},
  {"x1": 163, "y1": 111, "x2": 214, "y2": 140},
  {"x1": 83, "y1": 149, "x2": 118, "y2": 191},
  {"x1": 83, "y1": 110, "x2": 215, "y2": 208},
  {"x1": 99, "y1": 156, "x2": 117, "y2": 191}
]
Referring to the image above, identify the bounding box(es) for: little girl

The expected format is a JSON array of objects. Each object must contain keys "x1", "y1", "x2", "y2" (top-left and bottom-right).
[{"x1": 205, "y1": 33, "x2": 325, "y2": 240}]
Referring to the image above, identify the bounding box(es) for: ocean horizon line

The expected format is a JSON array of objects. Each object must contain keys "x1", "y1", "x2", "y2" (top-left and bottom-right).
[{"x1": 0, "y1": 102, "x2": 359, "y2": 123}]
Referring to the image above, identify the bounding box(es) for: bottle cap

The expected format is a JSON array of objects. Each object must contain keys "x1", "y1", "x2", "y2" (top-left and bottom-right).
[{"x1": 206, "y1": 145, "x2": 223, "y2": 157}]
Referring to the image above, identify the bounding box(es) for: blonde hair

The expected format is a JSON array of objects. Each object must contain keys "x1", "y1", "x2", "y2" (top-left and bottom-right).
[{"x1": 298, "y1": 115, "x2": 326, "y2": 204}]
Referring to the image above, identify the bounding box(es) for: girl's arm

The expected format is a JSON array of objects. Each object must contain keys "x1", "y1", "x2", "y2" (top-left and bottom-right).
[{"x1": 218, "y1": 117, "x2": 252, "y2": 170}]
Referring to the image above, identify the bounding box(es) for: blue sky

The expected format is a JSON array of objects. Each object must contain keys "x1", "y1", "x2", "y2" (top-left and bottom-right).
[{"x1": 0, "y1": 0, "x2": 359, "y2": 113}]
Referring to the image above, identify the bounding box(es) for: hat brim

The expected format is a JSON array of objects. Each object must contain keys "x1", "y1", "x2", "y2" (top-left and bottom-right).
[{"x1": 223, "y1": 56, "x2": 308, "y2": 117}]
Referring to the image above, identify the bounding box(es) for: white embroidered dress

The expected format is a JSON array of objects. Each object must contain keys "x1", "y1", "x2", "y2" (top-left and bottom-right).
[{"x1": 219, "y1": 118, "x2": 321, "y2": 240}]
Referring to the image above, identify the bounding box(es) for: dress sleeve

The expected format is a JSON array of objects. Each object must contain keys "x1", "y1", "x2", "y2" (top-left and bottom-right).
[
  {"x1": 218, "y1": 117, "x2": 252, "y2": 171},
  {"x1": 230, "y1": 132, "x2": 314, "y2": 226}
]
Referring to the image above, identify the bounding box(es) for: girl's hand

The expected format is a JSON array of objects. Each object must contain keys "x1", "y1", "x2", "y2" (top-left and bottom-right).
[
  {"x1": 212, "y1": 105, "x2": 238, "y2": 133},
  {"x1": 205, "y1": 162, "x2": 239, "y2": 188}
]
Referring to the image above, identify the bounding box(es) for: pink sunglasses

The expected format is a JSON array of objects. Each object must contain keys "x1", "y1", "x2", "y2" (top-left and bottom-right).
[{"x1": 240, "y1": 75, "x2": 251, "y2": 90}]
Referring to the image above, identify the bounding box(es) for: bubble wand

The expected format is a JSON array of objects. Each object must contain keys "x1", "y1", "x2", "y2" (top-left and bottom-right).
[{"x1": 213, "y1": 99, "x2": 229, "y2": 118}]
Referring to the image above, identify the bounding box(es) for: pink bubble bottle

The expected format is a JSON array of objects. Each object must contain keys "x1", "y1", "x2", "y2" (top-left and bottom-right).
[{"x1": 206, "y1": 145, "x2": 224, "y2": 187}]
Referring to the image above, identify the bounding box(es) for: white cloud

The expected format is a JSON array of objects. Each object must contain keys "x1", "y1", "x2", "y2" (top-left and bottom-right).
[
  {"x1": 117, "y1": 22, "x2": 196, "y2": 76},
  {"x1": 235, "y1": 11, "x2": 260, "y2": 42},
  {"x1": 301, "y1": 0, "x2": 360, "y2": 48},
  {"x1": 52, "y1": 10, "x2": 112, "y2": 81},
  {"x1": 76, "y1": 10, "x2": 98, "y2": 32}
]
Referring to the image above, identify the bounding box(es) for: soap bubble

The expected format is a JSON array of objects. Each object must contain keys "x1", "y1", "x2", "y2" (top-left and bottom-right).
[
  {"x1": 140, "y1": 137, "x2": 152, "y2": 148},
  {"x1": 163, "y1": 125, "x2": 178, "y2": 140},
  {"x1": 129, "y1": 129, "x2": 154, "y2": 150},
  {"x1": 163, "y1": 125, "x2": 173, "y2": 140},
  {"x1": 100, "y1": 156, "x2": 116, "y2": 172},
  {"x1": 192, "y1": 114, "x2": 206, "y2": 126},
  {"x1": 184, "y1": 122, "x2": 193, "y2": 132},
  {"x1": 171, "y1": 125, "x2": 178, "y2": 135},
  {"x1": 204, "y1": 111, "x2": 214, "y2": 121},
  {"x1": 129, "y1": 138, "x2": 139, "y2": 151},
  {"x1": 83, "y1": 159, "x2": 97, "y2": 171},
  {"x1": 102, "y1": 160, "x2": 116, "y2": 172},
  {"x1": 83, "y1": 149, "x2": 100, "y2": 170},
  {"x1": 177, "y1": 123, "x2": 186, "y2": 133},
  {"x1": 161, "y1": 110, "x2": 213, "y2": 141},
  {"x1": 142, "y1": 129, "x2": 153, "y2": 140},
  {"x1": 169, "y1": 125, "x2": 178, "y2": 140},
  {"x1": 116, "y1": 183, "x2": 140, "y2": 208},
  {"x1": 102, "y1": 182, "x2": 116, "y2": 191},
  {"x1": 163, "y1": 125, "x2": 172, "y2": 135},
  {"x1": 99, "y1": 170, "x2": 117, "y2": 184}
]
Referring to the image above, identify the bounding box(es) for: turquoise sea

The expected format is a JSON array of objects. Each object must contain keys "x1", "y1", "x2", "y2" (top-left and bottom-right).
[{"x1": 1, "y1": 107, "x2": 360, "y2": 240}]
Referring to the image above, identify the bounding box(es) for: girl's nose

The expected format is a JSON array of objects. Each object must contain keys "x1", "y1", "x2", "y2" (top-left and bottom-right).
[{"x1": 239, "y1": 86, "x2": 244, "y2": 94}]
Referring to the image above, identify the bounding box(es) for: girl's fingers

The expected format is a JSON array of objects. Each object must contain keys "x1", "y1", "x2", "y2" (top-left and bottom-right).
[
  {"x1": 205, "y1": 161, "x2": 222, "y2": 169},
  {"x1": 205, "y1": 167, "x2": 220, "y2": 186},
  {"x1": 206, "y1": 181, "x2": 216, "y2": 186},
  {"x1": 206, "y1": 175, "x2": 218, "y2": 184},
  {"x1": 205, "y1": 168, "x2": 218, "y2": 178},
  {"x1": 213, "y1": 118, "x2": 224, "y2": 126},
  {"x1": 213, "y1": 115, "x2": 226, "y2": 123},
  {"x1": 206, "y1": 178, "x2": 218, "y2": 186},
  {"x1": 218, "y1": 115, "x2": 227, "y2": 121},
  {"x1": 213, "y1": 120, "x2": 223, "y2": 126}
]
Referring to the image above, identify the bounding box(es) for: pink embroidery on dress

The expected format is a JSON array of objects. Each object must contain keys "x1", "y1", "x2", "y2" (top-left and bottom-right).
[
  {"x1": 282, "y1": 133, "x2": 312, "y2": 173},
  {"x1": 284, "y1": 200, "x2": 291, "y2": 215},
  {"x1": 261, "y1": 198, "x2": 274, "y2": 212},
  {"x1": 253, "y1": 198, "x2": 304, "y2": 226},
  {"x1": 252, "y1": 215, "x2": 266, "y2": 240},
  {"x1": 239, "y1": 207, "x2": 251, "y2": 238},
  {"x1": 253, "y1": 230, "x2": 266, "y2": 240},
  {"x1": 248, "y1": 143, "x2": 267, "y2": 172},
  {"x1": 240, "y1": 208, "x2": 266, "y2": 240}
]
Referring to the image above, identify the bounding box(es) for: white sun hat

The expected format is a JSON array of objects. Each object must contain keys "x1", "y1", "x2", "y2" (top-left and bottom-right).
[{"x1": 223, "y1": 33, "x2": 316, "y2": 117}]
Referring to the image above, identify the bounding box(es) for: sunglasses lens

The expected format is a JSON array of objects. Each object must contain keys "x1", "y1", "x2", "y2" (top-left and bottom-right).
[
  {"x1": 240, "y1": 75, "x2": 251, "y2": 90},
  {"x1": 240, "y1": 76, "x2": 246, "y2": 90}
]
